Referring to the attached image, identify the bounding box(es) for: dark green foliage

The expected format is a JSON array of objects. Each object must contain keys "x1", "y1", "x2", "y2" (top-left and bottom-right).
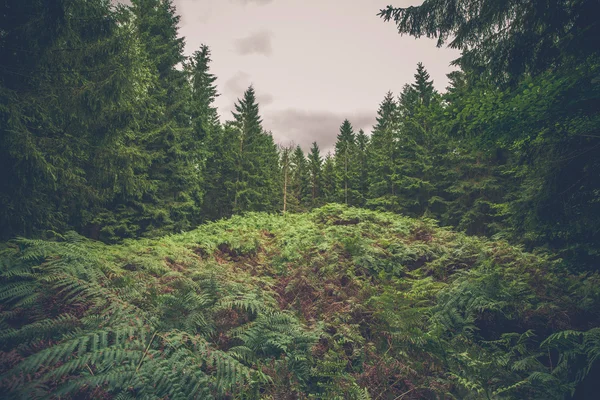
[
  {"x1": 387, "y1": 65, "x2": 438, "y2": 217},
  {"x1": 280, "y1": 145, "x2": 293, "y2": 213},
  {"x1": 379, "y1": 0, "x2": 600, "y2": 84},
  {"x1": 0, "y1": 0, "x2": 208, "y2": 243},
  {"x1": 307, "y1": 142, "x2": 323, "y2": 208},
  {"x1": 438, "y1": 56, "x2": 600, "y2": 268},
  {"x1": 0, "y1": 0, "x2": 154, "y2": 241},
  {"x1": 187, "y1": 45, "x2": 220, "y2": 135},
  {"x1": 321, "y1": 154, "x2": 338, "y2": 204},
  {"x1": 122, "y1": 0, "x2": 202, "y2": 238},
  {"x1": 2, "y1": 206, "x2": 599, "y2": 398},
  {"x1": 367, "y1": 92, "x2": 401, "y2": 210},
  {"x1": 334, "y1": 119, "x2": 361, "y2": 206},
  {"x1": 289, "y1": 145, "x2": 311, "y2": 212},
  {"x1": 230, "y1": 86, "x2": 281, "y2": 214},
  {"x1": 186, "y1": 45, "x2": 224, "y2": 222},
  {"x1": 378, "y1": 0, "x2": 600, "y2": 271},
  {"x1": 354, "y1": 130, "x2": 370, "y2": 207},
  {"x1": 1, "y1": 1, "x2": 600, "y2": 397},
  {"x1": 412, "y1": 62, "x2": 435, "y2": 107}
]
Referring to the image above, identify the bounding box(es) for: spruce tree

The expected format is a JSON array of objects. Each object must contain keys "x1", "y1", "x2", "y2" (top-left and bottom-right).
[
  {"x1": 216, "y1": 121, "x2": 244, "y2": 217},
  {"x1": 126, "y1": 0, "x2": 201, "y2": 237},
  {"x1": 367, "y1": 92, "x2": 400, "y2": 210},
  {"x1": 334, "y1": 119, "x2": 357, "y2": 205},
  {"x1": 187, "y1": 44, "x2": 220, "y2": 146},
  {"x1": 0, "y1": 0, "x2": 154, "y2": 241},
  {"x1": 290, "y1": 145, "x2": 310, "y2": 212},
  {"x1": 186, "y1": 45, "x2": 225, "y2": 221},
  {"x1": 280, "y1": 145, "x2": 293, "y2": 213},
  {"x1": 398, "y1": 83, "x2": 418, "y2": 119},
  {"x1": 412, "y1": 62, "x2": 435, "y2": 107},
  {"x1": 393, "y1": 66, "x2": 438, "y2": 217},
  {"x1": 230, "y1": 86, "x2": 280, "y2": 213},
  {"x1": 321, "y1": 154, "x2": 338, "y2": 204},
  {"x1": 307, "y1": 142, "x2": 323, "y2": 208},
  {"x1": 355, "y1": 129, "x2": 370, "y2": 206}
]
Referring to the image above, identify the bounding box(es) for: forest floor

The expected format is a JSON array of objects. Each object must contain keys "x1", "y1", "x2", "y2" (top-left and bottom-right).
[{"x1": 1, "y1": 204, "x2": 599, "y2": 399}]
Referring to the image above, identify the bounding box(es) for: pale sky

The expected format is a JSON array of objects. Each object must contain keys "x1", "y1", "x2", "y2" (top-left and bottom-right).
[{"x1": 172, "y1": 0, "x2": 460, "y2": 151}]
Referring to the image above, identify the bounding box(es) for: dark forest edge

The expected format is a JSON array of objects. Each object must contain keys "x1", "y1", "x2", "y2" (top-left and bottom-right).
[{"x1": 1, "y1": 0, "x2": 599, "y2": 398}]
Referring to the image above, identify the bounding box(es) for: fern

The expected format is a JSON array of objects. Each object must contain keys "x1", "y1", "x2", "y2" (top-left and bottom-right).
[{"x1": 1, "y1": 208, "x2": 599, "y2": 399}]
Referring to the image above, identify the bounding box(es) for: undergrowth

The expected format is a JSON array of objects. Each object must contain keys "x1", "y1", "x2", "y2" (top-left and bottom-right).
[{"x1": 1, "y1": 204, "x2": 599, "y2": 399}]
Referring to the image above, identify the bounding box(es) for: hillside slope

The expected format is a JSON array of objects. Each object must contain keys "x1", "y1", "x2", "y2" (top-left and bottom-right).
[{"x1": 1, "y1": 205, "x2": 599, "y2": 399}]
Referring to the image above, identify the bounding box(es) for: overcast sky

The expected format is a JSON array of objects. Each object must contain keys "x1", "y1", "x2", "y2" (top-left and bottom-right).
[{"x1": 170, "y1": 0, "x2": 460, "y2": 152}]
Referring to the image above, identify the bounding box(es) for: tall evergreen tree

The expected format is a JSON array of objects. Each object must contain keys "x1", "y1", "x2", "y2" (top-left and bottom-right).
[
  {"x1": 126, "y1": 0, "x2": 201, "y2": 237},
  {"x1": 307, "y1": 142, "x2": 323, "y2": 208},
  {"x1": 392, "y1": 66, "x2": 438, "y2": 217},
  {"x1": 187, "y1": 44, "x2": 220, "y2": 144},
  {"x1": 398, "y1": 83, "x2": 418, "y2": 119},
  {"x1": 321, "y1": 153, "x2": 338, "y2": 204},
  {"x1": 334, "y1": 120, "x2": 357, "y2": 205},
  {"x1": 280, "y1": 145, "x2": 293, "y2": 213},
  {"x1": 355, "y1": 129, "x2": 370, "y2": 206},
  {"x1": 429, "y1": 69, "x2": 509, "y2": 236},
  {"x1": 290, "y1": 145, "x2": 310, "y2": 212},
  {"x1": 0, "y1": 0, "x2": 154, "y2": 241},
  {"x1": 230, "y1": 86, "x2": 280, "y2": 213},
  {"x1": 412, "y1": 62, "x2": 435, "y2": 107},
  {"x1": 186, "y1": 45, "x2": 225, "y2": 221},
  {"x1": 367, "y1": 92, "x2": 400, "y2": 210}
]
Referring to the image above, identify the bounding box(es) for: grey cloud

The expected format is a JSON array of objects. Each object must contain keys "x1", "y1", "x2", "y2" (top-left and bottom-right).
[
  {"x1": 234, "y1": 30, "x2": 274, "y2": 56},
  {"x1": 258, "y1": 93, "x2": 275, "y2": 107},
  {"x1": 220, "y1": 71, "x2": 275, "y2": 118},
  {"x1": 223, "y1": 72, "x2": 274, "y2": 106},
  {"x1": 263, "y1": 109, "x2": 376, "y2": 153},
  {"x1": 194, "y1": 4, "x2": 213, "y2": 23},
  {"x1": 223, "y1": 71, "x2": 252, "y2": 97}
]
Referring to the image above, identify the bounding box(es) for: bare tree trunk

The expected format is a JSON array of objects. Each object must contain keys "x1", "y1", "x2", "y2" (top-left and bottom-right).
[
  {"x1": 234, "y1": 125, "x2": 245, "y2": 211},
  {"x1": 283, "y1": 167, "x2": 288, "y2": 213},
  {"x1": 344, "y1": 150, "x2": 348, "y2": 205}
]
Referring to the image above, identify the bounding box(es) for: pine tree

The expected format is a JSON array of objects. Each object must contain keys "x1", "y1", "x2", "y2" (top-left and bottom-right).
[
  {"x1": 321, "y1": 154, "x2": 338, "y2": 204},
  {"x1": 412, "y1": 62, "x2": 435, "y2": 107},
  {"x1": 290, "y1": 145, "x2": 310, "y2": 212},
  {"x1": 187, "y1": 44, "x2": 220, "y2": 144},
  {"x1": 367, "y1": 92, "x2": 400, "y2": 211},
  {"x1": 307, "y1": 142, "x2": 323, "y2": 208},
  {"x1": 216, "y1": 121, "x2": 243, "y2": 217},
  {"x1": 186, "y1": 45, "x2": 225, "y2": 221},
  {"x1": 398, "y1": 83, "x2": 418, "y2": 119},
  {"x1": 125, "y1": 0, "x2": 201, "y2": 237},
  {"x1": 280, "y1": 145, "x2": 293, "y2": 213},
  {"x1": 355, "y1": 129, "x2": 370, "y2": 207},
  {"x1": 334, "y1": 120, "x2": 357, "y2": 205},
  {"x1": 230, "y1": 86, "x2": 280, "y2": 213},
  {"x1": 392, "y1": 66, "x2": 438, "y2": 217},
  {"x1": 430, "y1": 69, "x2": 509, "y2": 236},
  {"x1": 0, "y1": 0, "x2": 154, "y2": 241}
]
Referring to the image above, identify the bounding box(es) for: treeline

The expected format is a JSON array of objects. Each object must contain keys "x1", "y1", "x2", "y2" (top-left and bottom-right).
[
  {"x1": 2, "y1": 0, "x2": 599, "y2": 271},
  {"x1": 1, "y1": 0, "x2": 280, "y2": 242}
]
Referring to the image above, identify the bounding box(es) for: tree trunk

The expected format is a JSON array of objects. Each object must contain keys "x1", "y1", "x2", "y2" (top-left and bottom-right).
[{"x1": 283, "y1": 168, "x2": 288, "y2": 213}]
